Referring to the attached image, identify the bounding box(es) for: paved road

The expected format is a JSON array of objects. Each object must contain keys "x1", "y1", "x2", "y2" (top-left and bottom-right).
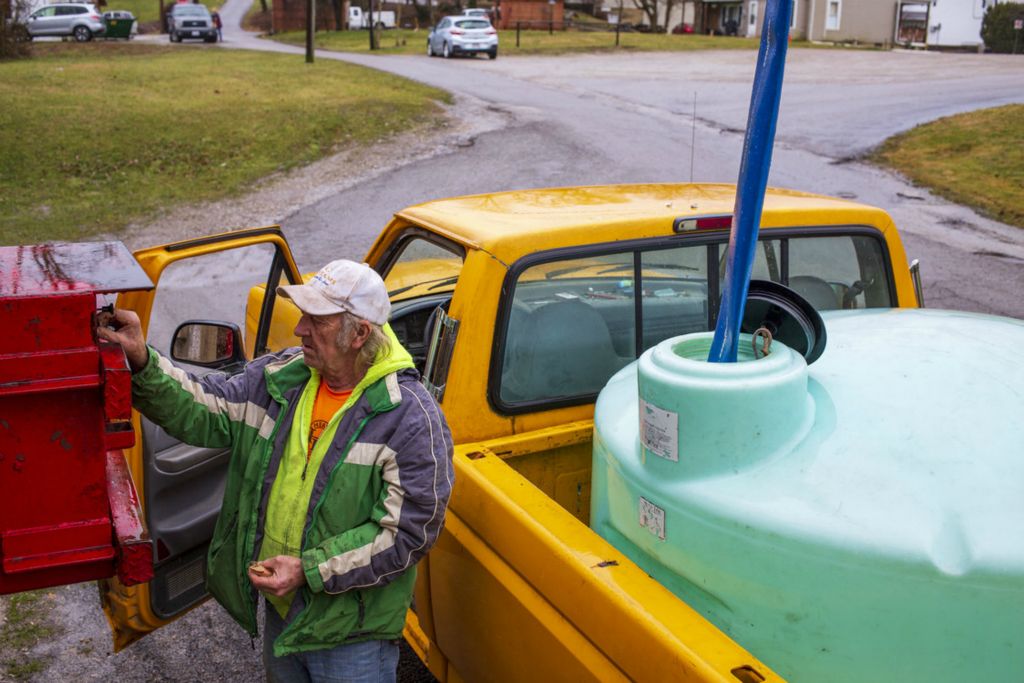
[{"x1": 203, "y1": 2, "x2": 1024, "y2": 318}]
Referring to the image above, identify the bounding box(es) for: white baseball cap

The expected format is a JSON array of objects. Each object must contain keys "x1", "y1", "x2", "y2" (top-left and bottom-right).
[{"x1": 277, "y1": 260, "x2": 391, "y2": 326}]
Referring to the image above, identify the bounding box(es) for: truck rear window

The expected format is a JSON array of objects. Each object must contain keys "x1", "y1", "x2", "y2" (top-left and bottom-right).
[{"x1": 495, "y1": 230, "x2": 894, "y2": 410}]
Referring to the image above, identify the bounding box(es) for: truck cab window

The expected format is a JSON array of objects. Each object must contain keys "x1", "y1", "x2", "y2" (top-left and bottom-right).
[
  {"x1": 641, "y1": 245, "x2": 710, "y2": 349},
  {"x1": 500, "y1": 253, "x2": 636, "y2": 405},
  {"x1": 788, "y1": 234, "x2": 892, "y2": 309},
  {"x1": 497, "y1": 229, "x2": 894, "y2": 411},
  {"x1": 381, "y1": 234, "x2": 465, "y2": 372}
]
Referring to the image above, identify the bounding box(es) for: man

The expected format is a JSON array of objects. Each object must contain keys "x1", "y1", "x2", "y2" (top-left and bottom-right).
[{"x1": 97, "y1": 260, "x2": 454, "y2": 683}]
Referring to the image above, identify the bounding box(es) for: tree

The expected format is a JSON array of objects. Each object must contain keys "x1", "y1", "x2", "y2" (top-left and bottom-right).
[
  {"x1": 981, "y1": 2, "x2": 1023, "y2": 53},
  {"x1": 1, "y1": 0, "x2": 32, "y2": 60},
  {"x1": 631, "y1": 0, "x2": 676, "y2": 32}
]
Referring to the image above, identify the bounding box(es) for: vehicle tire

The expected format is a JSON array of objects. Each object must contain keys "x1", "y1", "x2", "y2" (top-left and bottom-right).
[
  {"x1": 204, "y1": 35, "x2": 216, "y2": 42},
  {"x1": 73, "y1": 25, "x2": 92, "y2": 42},
  {"x1": 442, "y1": 41, "x2": 451, "y2": 58},
  {"x1": 375, "y1": 21, "x2": 384, "y2": 29},
  {"x1": 488, "y1": 48, "x2": 497, "y2": 60},
  {"x1": 427, "y1": 40, "x2": 433, "y2": 56},
  {"x1": 169, "y1": 30, "x2": 178, "y2": 42}
]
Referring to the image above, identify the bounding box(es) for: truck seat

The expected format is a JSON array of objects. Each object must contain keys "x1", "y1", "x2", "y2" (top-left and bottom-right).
[
  {"x1": 502, "y1": 299, "x2": 630, "y2": 402},
  {"x1": 788, "y1": 275, "x2": 841, "y2": 311}
]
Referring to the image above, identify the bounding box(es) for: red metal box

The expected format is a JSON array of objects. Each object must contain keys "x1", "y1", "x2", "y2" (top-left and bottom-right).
[{"x1": 0, "y1": 242, "x2": 154, "y2": 594}]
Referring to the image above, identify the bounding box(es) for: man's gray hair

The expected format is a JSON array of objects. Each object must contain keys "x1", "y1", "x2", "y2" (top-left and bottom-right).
[{"x1": 338, "y1": 312, "x2": 392, "y2": 374}]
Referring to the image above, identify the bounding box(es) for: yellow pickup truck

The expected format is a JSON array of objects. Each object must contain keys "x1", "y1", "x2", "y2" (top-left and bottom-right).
[{"x1": 99, "y1": 183, "x2": 922, "y2": 681}]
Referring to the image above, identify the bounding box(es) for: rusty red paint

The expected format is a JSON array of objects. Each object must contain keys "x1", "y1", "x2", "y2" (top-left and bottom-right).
[
  {"x1": 105, "y1": 451, "x2": 153, "y2": 586},
  {"x1": 0, "y1": 242, "x2": 152, "y2": 595},
  {"x1": 0, "y1": 242, "x2": 152, "y2": 298}
]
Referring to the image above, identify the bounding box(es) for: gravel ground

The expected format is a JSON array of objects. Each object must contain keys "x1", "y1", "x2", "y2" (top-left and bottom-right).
[
  {"x1": 0, "y1": 93, "x2": 500, "y2": 683},
  {"x1": 112, "y1": 93, "x2": 513, "y2": 252}
]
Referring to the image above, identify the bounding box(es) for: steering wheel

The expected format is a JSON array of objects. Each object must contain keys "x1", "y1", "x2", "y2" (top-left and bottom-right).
[{"x1": 842, "y1": 279, "x2": 872, "y2": 309}]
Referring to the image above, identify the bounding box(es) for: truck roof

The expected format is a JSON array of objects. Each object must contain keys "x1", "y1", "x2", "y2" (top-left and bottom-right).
[{"x1": 394, "y1": 183, "x2": 897, "y2": 261}]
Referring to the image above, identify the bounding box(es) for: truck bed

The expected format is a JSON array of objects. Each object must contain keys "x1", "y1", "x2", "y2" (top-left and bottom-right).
[{"x1": 411, "y1": 421, "x2": 778, "y2": 682}]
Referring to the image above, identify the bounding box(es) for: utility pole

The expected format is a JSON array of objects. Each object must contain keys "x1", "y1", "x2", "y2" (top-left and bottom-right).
[
  {"x1": 369, "y1": 0, "x2": 376, "y2": 49},
  {"x1": 305, "y1": 0, "x2": 315, "y2": 62},
  {"x1": 615, "y1": 0, "x2": 623, "y2": 45}
]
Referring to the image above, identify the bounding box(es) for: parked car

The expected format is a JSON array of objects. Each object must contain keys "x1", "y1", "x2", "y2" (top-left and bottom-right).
[
  {"x1": 167, "y1": 3, "x2": 217, "y2": 43},
  {"x1": 427, "y1": 15, "x2": 498, "y2": 59},
  {"x1": 22, "y1": 2, "x2": 106, "y2": 42},
  {"x1": 463, "y1": 7, "x2": 491, "y2": 19}
]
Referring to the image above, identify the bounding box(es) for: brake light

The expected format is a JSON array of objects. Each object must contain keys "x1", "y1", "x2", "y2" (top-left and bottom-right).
[
  {"x1": 450, "y1": 28, "x2": 464, "y2": 35},
  {"x1": 90, "y1": 13, "x2": 101, "y2": 19},
  {"x1": 673, "y1": 214, "x2": 733, "y2": 232}
]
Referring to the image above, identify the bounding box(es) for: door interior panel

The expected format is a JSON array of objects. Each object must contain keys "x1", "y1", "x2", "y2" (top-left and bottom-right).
[{"x1": 142, "y1": 417, "x2": 229, "y2": 618}]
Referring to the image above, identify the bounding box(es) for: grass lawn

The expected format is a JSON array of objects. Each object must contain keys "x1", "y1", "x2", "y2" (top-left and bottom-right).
[
  {"x1": 0, "y1": 43, "x2": 449, "y2": 245},
  {"x1": 271, "y1": 27, "x2": 765, "y2": 55},
  {"x1": 870, "y1": 104, "x2": 1024, "y2": 229}
]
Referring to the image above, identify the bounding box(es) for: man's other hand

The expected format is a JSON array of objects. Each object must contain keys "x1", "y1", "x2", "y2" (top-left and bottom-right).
[
  {"x1": 248, "y1": 556, "x2": 306, "y2": 597},
  {"x1": 95, "y1": 309, "x2": 148, "y2": 372}
]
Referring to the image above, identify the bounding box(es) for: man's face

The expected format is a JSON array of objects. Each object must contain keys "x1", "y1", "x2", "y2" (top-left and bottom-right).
[{"x1": 294, "y1": 312, "x2": 347, "y2": 374}]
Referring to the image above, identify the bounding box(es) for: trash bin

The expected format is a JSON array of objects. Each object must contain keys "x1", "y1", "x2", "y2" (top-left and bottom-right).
[{"x1": 103, "y1": 11, "x2": 136, "y2": 39}]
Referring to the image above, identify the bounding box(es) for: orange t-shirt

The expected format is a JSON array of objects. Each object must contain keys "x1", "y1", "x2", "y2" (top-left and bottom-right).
[{"x1": 308, "y1": 381, "x2": 352, "y2": 457}]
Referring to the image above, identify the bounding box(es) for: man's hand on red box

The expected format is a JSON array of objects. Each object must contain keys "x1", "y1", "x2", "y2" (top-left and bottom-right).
[{"x1": 95, "y1": 309, "x2": 149, "y2": 373}]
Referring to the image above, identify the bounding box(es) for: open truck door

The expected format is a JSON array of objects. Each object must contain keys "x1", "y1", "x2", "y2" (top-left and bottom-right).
[{"x1": 98, "y1": 227, "x2": 302, "y2": 651}]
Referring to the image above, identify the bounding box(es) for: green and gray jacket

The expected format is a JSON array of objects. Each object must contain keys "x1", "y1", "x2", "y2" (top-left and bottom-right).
[{"x1": 131, "y1": 338, "x2": 454, "y2": 655}]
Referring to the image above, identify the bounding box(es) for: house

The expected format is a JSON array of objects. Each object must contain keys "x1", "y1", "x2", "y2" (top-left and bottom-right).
[
  {"x1": 273, "y1": 0, "x2": 348, "y2": 32},
  {"x1": 592, "y1": 0, "x2": 1004, "y2": 43},
  {"x1": 494, "y1": 0, "x2": 566, "y2": 29},
  {"x1": 700, "y1": 0, "x2": 743, "y2": 34},
  {"x1": 744, "y1": 0, "x2": 1007, "y2": 49}
]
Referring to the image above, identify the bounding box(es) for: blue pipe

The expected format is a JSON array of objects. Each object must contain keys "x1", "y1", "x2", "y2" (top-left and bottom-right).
[{"x1": 707, "y1": 0, "x2": 793, "y2": 363}]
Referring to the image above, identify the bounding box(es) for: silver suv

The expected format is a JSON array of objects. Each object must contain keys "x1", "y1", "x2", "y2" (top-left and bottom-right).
[
  {"x1": 167, "y1": 3, "x2": 217, "y2": 43},
  {"x1": 23, "y1": 2, "x2": 106, "y2": 42}
]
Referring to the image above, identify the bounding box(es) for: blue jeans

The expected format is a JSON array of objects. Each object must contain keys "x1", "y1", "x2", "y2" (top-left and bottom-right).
[{"x1": 263, "y1": 602, "x2": 399, "y2": 683}]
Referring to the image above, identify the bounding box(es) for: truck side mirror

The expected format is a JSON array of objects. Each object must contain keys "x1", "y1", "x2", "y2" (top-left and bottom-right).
[
  {"x1": 909, "y1": 259, "x2": 925, "y2": 307},
  {"x1": 171, "y1": 321, "x2": 245, "y2": 368}
]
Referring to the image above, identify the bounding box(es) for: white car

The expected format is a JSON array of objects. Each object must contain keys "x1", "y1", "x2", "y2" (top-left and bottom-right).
[{"x1": 427, "y1": 15, "x2": 498, "y2": 59}]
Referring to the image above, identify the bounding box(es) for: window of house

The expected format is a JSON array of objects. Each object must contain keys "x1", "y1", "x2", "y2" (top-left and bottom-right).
[
  {"x1": 494, "y1": 230, "x2": 894, "y2": 411},
  {"x1": 790, "y1": 0, "x2": 798, "y2": 30},
  {"x1": 749, "y1": 1, "x2": 758, "y2": 27},
  {"x1": 826, "y1": 0, "x2": 841, "y2": 30}
]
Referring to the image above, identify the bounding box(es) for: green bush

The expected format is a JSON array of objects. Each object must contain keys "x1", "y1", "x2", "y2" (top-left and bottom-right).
[{"x1": 981, "y1": 2, "x2": 1024, "y2": 53}]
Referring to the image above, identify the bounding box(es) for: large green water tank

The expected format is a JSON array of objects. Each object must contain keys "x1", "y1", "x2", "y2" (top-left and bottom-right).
[{"x1": 591, "y1": 308, "x2": 1024, "y2": 682}]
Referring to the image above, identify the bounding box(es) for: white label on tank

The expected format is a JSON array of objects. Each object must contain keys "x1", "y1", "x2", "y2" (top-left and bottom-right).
[
  {"x1": 640, "y1": 399, "x2": 679, "y2": 462},
  {"x1": 638, "y1": 496, "x2": 666, "y2": 540}
]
